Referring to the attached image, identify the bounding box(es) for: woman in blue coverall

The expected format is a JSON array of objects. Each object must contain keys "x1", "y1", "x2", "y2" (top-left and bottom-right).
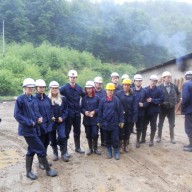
[
  {"x1": 34, "y1": 79, "x2": 54, "y2": 169},
  {"x1": 97, "y1": 83, "x2": 124, "y2": 160},
  {"x1": 48, "y1": 81, "x2": 69, "y2": 162},
  {"x1": 81, "y1": 81, "x2": 101, "y2": 155},
  {"x1": 14, "y1": 78, "x2": 57, "y2": 180},
  {"x1": 116, "y1": 79, "x2": 138, "y2": 153}
]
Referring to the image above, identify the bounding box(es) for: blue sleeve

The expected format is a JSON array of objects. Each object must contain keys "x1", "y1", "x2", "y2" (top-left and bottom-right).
[
  {"x1": 61, "y1": 97, "x2": 68, "y2": 120},
  {"x1": 151, "y1": 89, "x2": 164, "y2": 104},
  {"x1": 133, "y1": 95, "x2": 138, "y2": 123},
  {"x1": 94, "y1": 97, "x2": 100, "y2": 114},
  {"x1": 116, "y1": 97, "x2": 124, "y2": 123},
  {"x1": 97, "y1": 99, "x2": 104, "y2": 123},
  {"x1": 14, "y1": 98, "x2": 34, "y2": 127},
  {"x1": 60, "y1": 85, "x2": 66, "y2": 97},
  {"x1": 143, "y1": 89, "x2": 149, "y2": 108},
  {"x1": 182, "y1": 83, "x2": 190, "y2": 107},
  {"x1": 81, "y1": 97, "x2": 86, "y2": 115}
]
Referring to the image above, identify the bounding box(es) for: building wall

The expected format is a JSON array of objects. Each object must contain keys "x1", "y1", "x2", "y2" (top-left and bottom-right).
[{"x1": 140, "y1": 58, "x2": 192, "y2": 87}]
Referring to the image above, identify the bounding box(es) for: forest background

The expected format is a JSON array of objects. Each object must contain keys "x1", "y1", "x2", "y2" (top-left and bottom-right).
[{"x1": 0, "y1": 0, "x2": 191, "y2": 96}]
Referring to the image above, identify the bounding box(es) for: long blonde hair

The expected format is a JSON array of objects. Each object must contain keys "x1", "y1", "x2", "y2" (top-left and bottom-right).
[{"x1": 48, "y1": 89, "x2": 62, "y2": 106}]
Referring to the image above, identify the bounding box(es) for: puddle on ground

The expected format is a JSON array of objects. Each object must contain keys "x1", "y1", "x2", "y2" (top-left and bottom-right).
[{"x1": 0, "y1": 148, "x2": 22, "y2": 169}]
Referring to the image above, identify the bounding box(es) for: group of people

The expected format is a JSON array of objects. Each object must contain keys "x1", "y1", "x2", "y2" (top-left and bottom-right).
[{"x1": 13, "y1": 69, "x2": 192, "y2": 180}]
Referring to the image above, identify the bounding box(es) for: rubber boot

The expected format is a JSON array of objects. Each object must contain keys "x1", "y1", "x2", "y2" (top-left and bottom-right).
[
  {"x1": 114, "y1": 148, "x2": 120, "y2": 160},
  {"x1": 136, "y1": 131, "x2": 141, "y2": 148},
  {"x1": 61, "y1": 150, "x2": 69, "y2": 162},
  {"x1": 93, "y1": 139, "x2": 101, "y2": 155},
  {"x1": 123, "y1": 140, "x2": 129, "y2": 153},
  {"x1": 119, "y1": 140, "x2": 124, "y2": 154},
  {"x1": 39, "y1": 156, "x2": 58, "y2": 177},
  {"x1": 170, "y1": 128, "x2": 176, "y2": 144},
  {"x1": 52, "y1": 147, "x2": 59, "y2": 161},
  {"x1": 74, "y1": 137, "x2": 85, "y2": 154},
  {"x1": 100, "y1": 128, "x2": 106, "y2": 147},
  {"x1": 149, "y1": 130, "x2": 156, "y2": 147},
  {"x1": 157, "y1": 126, "x2": 162, "y2": 143},
  {"x1": 37, "y1": 156, "x2": 52, "y2": 170},
  {"x1": 26, "y1": 155, "x2": 37, "y2": 180},
  {"x1": 107, "y1": 146, "x2": 112, "y2": 159},
  {"x1": 184, "y1": 138, "x2": 192, "y2": 152},
  {"x1": 140, "y1": 129, "x2": 146, "y2": 144},
  {"x1": 65, "y1": 139, "x2": 70, "y2": 158},
  {"x1": 87, "y1": 139, "x2": 93, "y2": 155}
]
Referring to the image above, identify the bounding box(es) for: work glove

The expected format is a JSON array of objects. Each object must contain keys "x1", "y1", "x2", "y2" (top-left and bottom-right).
[
  {"x1": 97, "y1": 123, "x2": 101, "y2": 128},
  {"x1": 119, "y1": 123, "x2": 124, "y2": 129}
]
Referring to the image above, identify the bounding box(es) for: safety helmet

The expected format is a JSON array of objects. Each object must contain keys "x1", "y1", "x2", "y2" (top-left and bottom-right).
[
  {"x1": 134, "y1": 74, "x2": 142, "y2": 81},
  {"x1": 111, "y1": 72, "x2": 119, "y2": 78},
  {"x1": 162, "y1": 71, "x2": 171, "y2": 78},
  {"x1": 68, "y1": 70, "x2": 78, "y2": 77},
  {"x1": 23, "y1": 78, "x2": 35, "y2": 87},
  {"x1": 122, "y1": 79, "x2": 132, "y2": 85},
  {"x1": 85, "y1": 81, "x2": 95, "y2": 88},
  {"x1": 105, "y1": 83, "x2": 115, "y2": 90},
  {"x1": 49, "y1": 81, "x2": 59, "y2": 88},
  {"x1": 94, "y1": 76, "x2": 103, "y2": 83},
  {"x1": 150, "y1": 75, "x2": 158, "y2": 81},
  {"x1": 121, "y1": 74, "x2": 129, "y2": 80},
  {"x1": 185, "y1": 71, "x2": 192, "y2": 80},
  {"x1": 35, "y1": 79, "x2": 46, "y2": 87}
]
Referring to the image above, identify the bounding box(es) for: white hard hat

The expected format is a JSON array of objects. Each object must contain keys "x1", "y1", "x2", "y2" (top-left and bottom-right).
[
  {"x1": 94, "y1": 76, "x2": 103, "y2": 83},
  {"x1": 162, "y1": 71, "x2": 171, "y2": 78},
  {"x1": 23, "y1": 78, "x2": 35, "y2": 87},
  {"x1": 185, "y1": 71, "x2": 192, "y2": 77},
  {"x1": 35, "y1": 79, "x2": 46, "y2": 87},
  {"x1": 111, "y1": 72, "x2": 119, "y2": 78},
  {"x1": 49, "y1": 81, "x2": 59, "y2": 88},
  {"x1": 134, "y1": 74, "x2": 142, "y2": 81},
  {"x1": 150, "y1": 75, "x2": 158, "y2": 81},
  {"x1": 68, "y1": 70, "x2": 78, "y2": 77},
  {"x1": 85, "y1": 81, "x2": 95, "y2": 88},
  {"x1": 121, "y1": 74, "x2": 129, "y2": 80}
]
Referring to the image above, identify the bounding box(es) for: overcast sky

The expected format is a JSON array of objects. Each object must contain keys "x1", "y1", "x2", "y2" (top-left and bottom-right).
[{"x1": 112, "y1": 0, "x2": 192, "y2": 4}]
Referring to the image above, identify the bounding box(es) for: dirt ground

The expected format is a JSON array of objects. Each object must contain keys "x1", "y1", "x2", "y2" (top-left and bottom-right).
[{"x1": 0, "y1": 101, "x2": 192, "y2": 192}]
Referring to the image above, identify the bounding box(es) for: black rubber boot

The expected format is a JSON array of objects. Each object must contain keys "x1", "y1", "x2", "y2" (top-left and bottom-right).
[
  {"x1": 119, "y1": 140, "x2": 124, "y2": 154},
  {"x1": 107, "y1": 147, "x2": 112, "y2": 159},
  {"x1": 157, "y1": 126, "x2": 162, "y2": 143},
  {"x1": 184, "y1": 138, "x2": 192, "y2": 152},
  {"x1": 114, "y1": 148, "x2": 120, "y2": 160},
  {"x1": 87, "y1": 139, "x2": 93, "y2": 155},
  {"x1": 65, "y1": 139, "x2": 70, "y2": 158},
  {"x1": 170, "y1": 128, "x2": 176, "y2": 144},
  {"x1": 74, "y1": 137, "x2": 85, "y2": 154},
  {"x1": 39, "y1": 156, "x2": 58, "y2": 177},
  {"x1": 149, "y1": 130, "x2": 156, "y2": 147},
  {"x1": 52, "y1": 147, "x2": 59, "y2": 161},
  {"x1": 93, "y1": 139, "x2": 101, "y2": 155},
  {"x1": 37, "y1": 156, "x2": 52, "y2": 170},
  {"x1": 140, "y1": 130, "x2": 146, "y2": 144},
  {"x1": 26, "y1": 155, "x2": 37, "y2": 180},
  {"x1": 123, "y1": 140, "x2": 129, "y2": 153},
  {"x1": 61, "y1": 150, "x2": 69, "y2": 162},
  {"x1": 136, "y1": 131, "x2": 141, "y2": 148}
]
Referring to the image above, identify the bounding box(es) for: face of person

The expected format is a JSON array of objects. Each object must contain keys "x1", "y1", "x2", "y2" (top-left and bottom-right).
[
  {"x1": 69, "y1": 76, "x2": 77, "y2": 84},
  {"x1": 150, "y1": 79, "x2": 158, "y2": 88},
  {"x1": 163, "y1": 76, "x2": 171, "y2": 84},
  {"x1": 86, "y1": 87, "x2": 93, "y2": 96},
  {"x1": 25, "y1": 87, "x2": 34, "y2": 95},
  {"x1": 123, "y1": 84, "x2": 131, "y2": 92},
  {"x1": 94, "y1": 82, "x2": 102, "y2": 90},
  {"x1": 106, "y1": 89, "x2": 114, "y2": 97},
  {"x1": 134, "y1": 80, "x2": 142, "y2": 88},
  {"x1": 36, "y1": 86, "x2": 45, "y2": 94},
  {"x1": 51, "y1": 87, "x2": 59, "y2": 96},
  {"x1": 111, "y1": 76, "x2": 119, "y2": 84}
]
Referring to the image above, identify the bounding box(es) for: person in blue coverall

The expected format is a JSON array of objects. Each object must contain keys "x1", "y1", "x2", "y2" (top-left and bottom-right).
[
  {"x1": 181, "y1": 71, "x2": 192, "y2": 152},
  {"x1": 14, "y1": 78, "x2": 57, "y2": 180},
  {"x1": 60, "y1": 70, "x2": 85, "y2": 155},
  {"x1": 143, "y1": 75, "x2": 164, "y2": 147},
  {"x1": 34, "y1": 79, "x2": 54, "y2": 169},
  {"x1": 97, "y1": 83, "x2": 124, "y2": 160},
  {"x1": 116, "y1": 78, "x2": 138, "y2": 153},
  {"x1": 81, "y1": 81, "x2": 101, "y2": 155},
  {"x1": 111, "y1": 72, "x2": 122, "y2": 94},
  {"x1": 94, "y1": 76, "x2": 106, "y2": 147},
  {"x1": 48, "y1": 81, "x2": 69, "y2": 162},
  {"x1": 132, "y1": 74, "x2": 149, "y2": 148}
]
